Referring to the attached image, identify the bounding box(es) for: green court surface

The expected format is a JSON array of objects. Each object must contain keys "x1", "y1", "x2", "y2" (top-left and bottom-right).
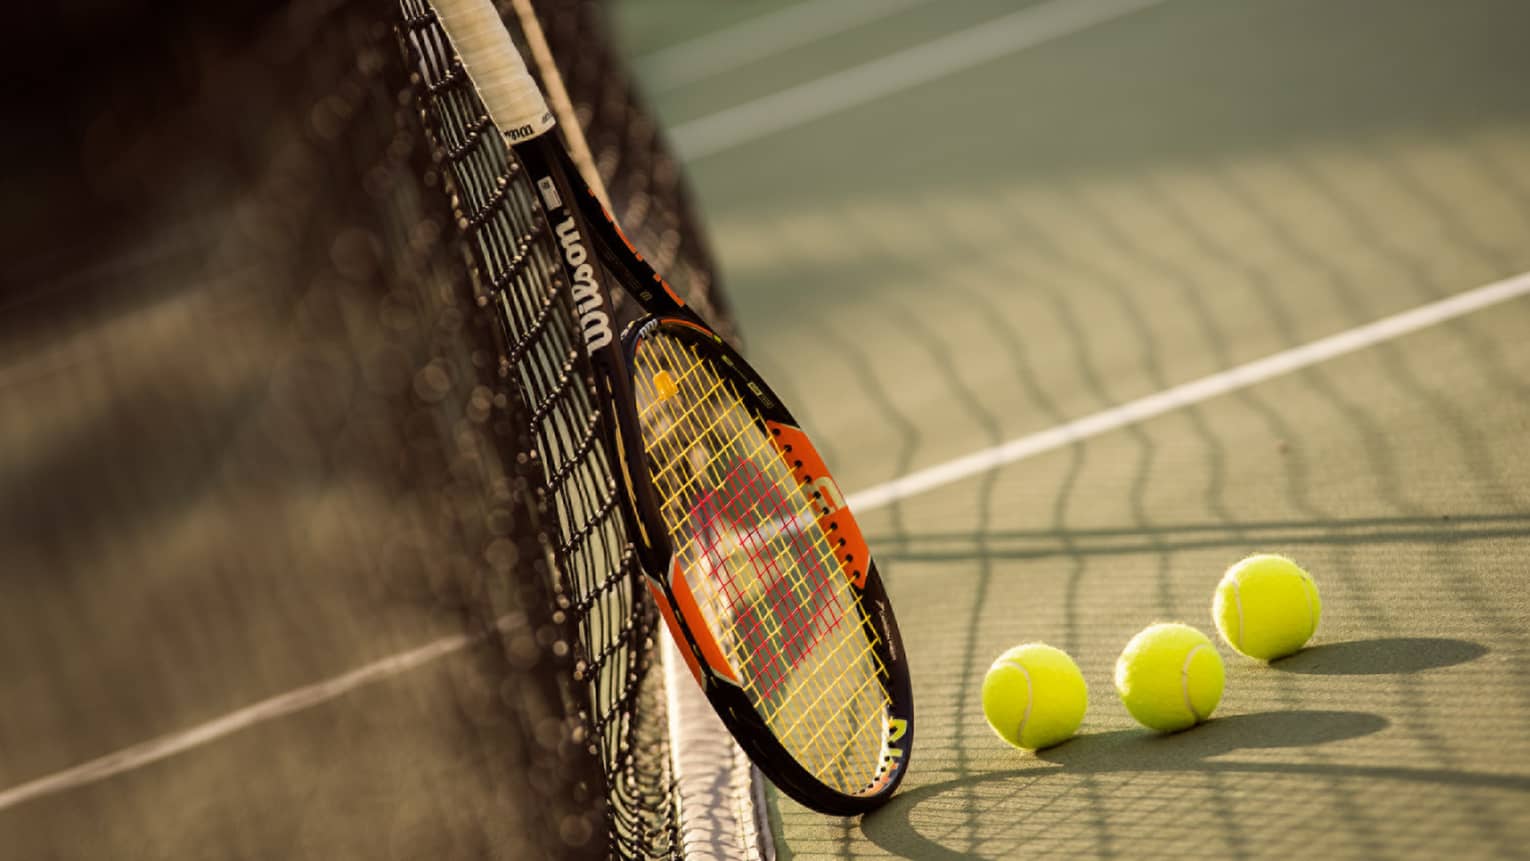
[{"x1": 618, "y1": 0, "x2": 1530, "y2": 857}]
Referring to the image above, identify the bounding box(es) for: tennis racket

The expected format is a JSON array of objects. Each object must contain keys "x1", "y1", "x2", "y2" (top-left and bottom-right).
[{"x1": 417, "y1": 0, "x2": 914, "y2": 815}]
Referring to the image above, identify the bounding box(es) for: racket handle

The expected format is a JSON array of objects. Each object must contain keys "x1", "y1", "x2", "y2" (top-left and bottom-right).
[{"x1": 431, "y1": 0, "x2": 555, "y2": 142}]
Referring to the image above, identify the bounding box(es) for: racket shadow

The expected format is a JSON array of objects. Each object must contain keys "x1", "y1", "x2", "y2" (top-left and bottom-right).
[{"x1": 860, "y1": 709, "x2": 1530, "y2": 859}]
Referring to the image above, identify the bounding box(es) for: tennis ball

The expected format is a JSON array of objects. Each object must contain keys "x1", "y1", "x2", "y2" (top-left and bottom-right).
[
  {"x1": 1114, "y1": 623, "x2": 1224, "y2": 732},
  {"x1": 1213, "y1": 553, "x2": 1321, "y2": 660},
  {"x1": 981, "y1": 643, "x2": 1088, "y2": 750}
]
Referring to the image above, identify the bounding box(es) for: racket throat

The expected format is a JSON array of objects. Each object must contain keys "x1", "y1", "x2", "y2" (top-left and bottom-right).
[{"x1": 648, "y1": 556, "x2": 739, "y2": 688}]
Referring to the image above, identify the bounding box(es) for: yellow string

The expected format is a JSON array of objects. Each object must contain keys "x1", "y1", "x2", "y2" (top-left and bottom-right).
[{"x1": 633, "y1": 331, "x2": 891, "y2": 794}]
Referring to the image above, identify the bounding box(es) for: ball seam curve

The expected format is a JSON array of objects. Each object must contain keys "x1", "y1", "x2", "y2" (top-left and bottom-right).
[
  {"x1": 1005, "y1": 659, "x2": 1035, "y2": 748},
  {"x1": 1181, "y1": 643, "x2": 1208, "y2": 722}
]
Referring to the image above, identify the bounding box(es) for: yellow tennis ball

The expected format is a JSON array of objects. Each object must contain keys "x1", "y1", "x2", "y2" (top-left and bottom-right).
[
  {"x1": 981, "y1": 643, "x2": 1088, "y2": 750},
  {"x1": 1213, "y1": 553, "x2": 1322, "y2": 660},
  {"x1": 1114, "y1": 623, "x2": 1224, "y2": 732}
]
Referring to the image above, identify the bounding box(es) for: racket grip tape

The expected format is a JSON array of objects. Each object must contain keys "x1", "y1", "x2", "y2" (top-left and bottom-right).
[{"x1": 430, "y1": 0, "x2": 556, "y2": 142}]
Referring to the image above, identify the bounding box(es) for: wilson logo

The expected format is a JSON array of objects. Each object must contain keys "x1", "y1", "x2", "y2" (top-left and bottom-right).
[{"x1": 554, "y1": 217, "x2": 613, "y2": 352}]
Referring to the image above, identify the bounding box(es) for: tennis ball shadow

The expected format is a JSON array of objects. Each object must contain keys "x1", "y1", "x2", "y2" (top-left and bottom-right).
[
  {"x1": 1272, "y1": 637, "x2": 1486, "y2": 675},
  {"x1": 862, "y1": 710, "x2": 1530, "y2": 857},
  {"x1": 858, "y1": 711, "x2": 1388, "y2": 859},
  {"x1": 1033, "y1": 709, "x2": 1388, "y2": 772}
]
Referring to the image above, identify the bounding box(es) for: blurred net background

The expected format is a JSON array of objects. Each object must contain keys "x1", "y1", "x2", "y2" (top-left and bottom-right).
[{"x1": 2, "y1": 0, "x2": 737, "y2": 857}]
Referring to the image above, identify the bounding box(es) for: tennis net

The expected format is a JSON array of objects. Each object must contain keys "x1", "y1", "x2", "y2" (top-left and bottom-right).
[{"x1": 398, "y1": 1, "x2": 765, "y2": 856}]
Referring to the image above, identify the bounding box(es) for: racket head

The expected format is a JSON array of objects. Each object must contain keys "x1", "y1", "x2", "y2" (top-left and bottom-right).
[
  {"x1": 421, "y1": 0, "x2": 914, "y2": 818},
  {"x1": 623, "y1": 315, "x2": 914, "y2": 815}
]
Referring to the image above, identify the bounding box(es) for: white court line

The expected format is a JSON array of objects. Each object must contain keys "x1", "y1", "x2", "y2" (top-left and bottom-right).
[
  {"x1": 847, "y1": 271, "x2": 1530, "y2": 513},
  {"x1": 638, "y1": 0, "x2": 936, "y2": 93},
  {"x1": 671, "y1": 0, "x2": 1164, "y2": 161},
  {"x1": 4, "y1": 272, "x2": 1527, "y2": 812},
  {"x1": 0, "y1": 616, "x2": 511, "y2": 813}
]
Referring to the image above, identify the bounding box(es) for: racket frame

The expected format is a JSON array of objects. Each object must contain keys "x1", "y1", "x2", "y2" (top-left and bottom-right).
[
  {"x1": 539, "y1": 142, "x2": 914, "y2": 812},
  {"x1": 618, "y1": 315, "x2": 916, "y2": 814},
  {"x1": 425, "y1": 0, "x2": 914, "y2": 814}
]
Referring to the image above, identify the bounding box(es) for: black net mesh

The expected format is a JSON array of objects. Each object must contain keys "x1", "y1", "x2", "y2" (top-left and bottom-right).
[{"x1": 398, "y1": 1, "x2": 733, "y2": 856}]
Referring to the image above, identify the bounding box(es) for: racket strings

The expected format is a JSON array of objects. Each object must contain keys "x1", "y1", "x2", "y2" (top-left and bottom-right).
[
  {"x1": 686, "y1": 459, "x2": 846, "y2": 703},
  {"x1": 638, "y1": 342, "x2": 855, "y2": 663},
  {"x1": 633, "y1": 331, "x2": 890, "y2": 794},
  {"x1": 643, "y1": 355, "x2": 881, "y2": 789},
  {"x1": 642, "y1": 355, "x2": 838, "y2": 650}
]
